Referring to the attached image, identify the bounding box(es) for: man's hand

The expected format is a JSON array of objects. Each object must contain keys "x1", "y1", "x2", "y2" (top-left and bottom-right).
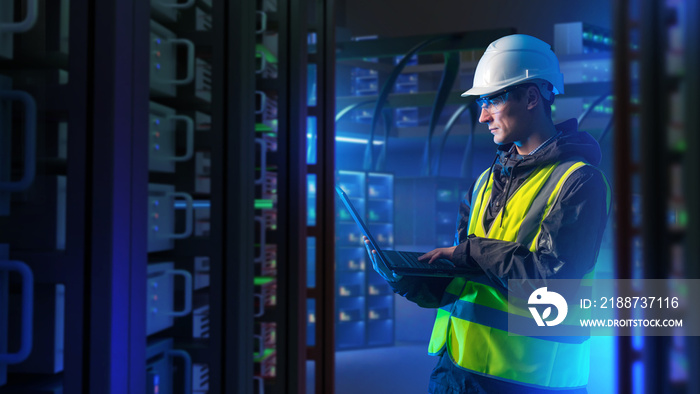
[
  {"x1": 418, "y1": 246, "x2": 457, "y2": 265},
  {"x1": 363, "y1": 236, "x2": 402, "y2": 282}
]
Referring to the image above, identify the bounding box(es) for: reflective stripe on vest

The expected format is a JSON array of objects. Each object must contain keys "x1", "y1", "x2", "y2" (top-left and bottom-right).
[
  {"x1": 428, "y1": 160, "x2": 600, "y2": 389},
  {"x1": 428, "y1": 278, "x2": 466, "y2": 355}
]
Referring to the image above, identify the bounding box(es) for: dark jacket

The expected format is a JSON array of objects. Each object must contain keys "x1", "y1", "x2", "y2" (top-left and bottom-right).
[{"x1": 389, "y1": 119, "x2": 610, "y2": 393}]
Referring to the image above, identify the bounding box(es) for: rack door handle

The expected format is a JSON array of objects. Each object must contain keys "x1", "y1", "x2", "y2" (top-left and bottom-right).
[
  {"x1": 154, "y1": 0, "x2": 196, "y2": 9},
  {"x1": 254, "y1": 293, "x2": 265, "y2": 318},
  {"x1": 162, "y1": 39, "x2": 195, "y2": 85},
  {"x1": 0, "y1": 90, "x2": 36, "y2": 191},
  {"x1": 254, "y1": 91, "x2": 267, "y2": 115},
  {"x1": 0, "y1": 0, "x2": 38, "y2": 32},
  {"x1": 253, "y1": 376, "x2": 265, "y2": 394},
  {"x1": 168, "y1": 349, "x2": 193, "y2": 394},
  {"x1": 168, "y1": 192, "x2": 193, "y2": 239},
  {"x1": 167, "y1": 115, "x2": 194, "y2": 162},
  {"x1": 255, "y1": 11, "x2": 267, "y2": 34},
  {"x1": 0, "y1": 260, "x2": 33, "y2": 363},
  {"x1": 165, "y1": 269, "x2": 193, "y2": 317}
]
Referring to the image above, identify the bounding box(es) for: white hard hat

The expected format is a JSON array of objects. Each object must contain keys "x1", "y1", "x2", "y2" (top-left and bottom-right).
[{"x1": 462, "y1": 34, "x2": 564, "y2": 99}]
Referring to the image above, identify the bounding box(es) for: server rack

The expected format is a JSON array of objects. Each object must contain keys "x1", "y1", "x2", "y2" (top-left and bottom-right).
[
  {"x1": 1, "y1": 1, "x2": 91, "y2": 392},
  {"x1": 251, "y1": 0, "x2": 336, "y2": 393},
  {"x1": 336, "y1": 171, "x2": 395, "y2": 350},
  {"x1": 146, "y1": 2, "x2": 223, "y2": 393},
  {"x1": 1, "y1": 0, "x2": 336, "y2": 393},
  {"x1": 683, "y1": 0, "x2": 700, "y2": 391},
  {"x1": 393, "y1": 54, "x2": 419, "y2": 128},
  {"x1": 614, "y1": 0, "x2": 700, "y2": 392},
  {"x1": 348, "y1": 35, "x2": 379, "y2": 125},
  {"x1": 335, "y1": 171, "x2": 369, "y2": 349}
]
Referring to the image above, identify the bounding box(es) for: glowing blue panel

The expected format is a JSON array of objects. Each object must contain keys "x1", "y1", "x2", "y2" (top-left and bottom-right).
[
  {"x1": 307, "y1": 236, "x2": 316, "y2": 288},
  {"x1": 307, "y1": 174, "x2": 316, "y2": 226},
  {"x1": 307, "y1": 64, "x2": 317, "y2": 106},
  {"x1": 633, "y1": 361, "x2": 644, "y2": 394},
  {"x1": 307, "y1": 298, "x2": 316, "y2": 346},
  {"x1": 307, "y1": 116, "x2": 317, "y2": 165}
]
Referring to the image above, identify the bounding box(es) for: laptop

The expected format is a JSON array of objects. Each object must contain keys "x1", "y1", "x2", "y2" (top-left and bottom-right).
[{"x1": 335, "y1": 185, "x2": 472, "y2": 277}]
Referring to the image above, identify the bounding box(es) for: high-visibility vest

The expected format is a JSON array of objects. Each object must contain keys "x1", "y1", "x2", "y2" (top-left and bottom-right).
[{"x1": 428, "y1": 160, "x2": 611, "y2": 390}]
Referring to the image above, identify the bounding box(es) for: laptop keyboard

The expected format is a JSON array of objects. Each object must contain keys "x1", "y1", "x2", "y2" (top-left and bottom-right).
[
  {"x1": 396, "y1": 251, "x2": 427, "y2": 268},
  {"x1": 393, "y1": 250, "x2": 455, "y2": 269}
]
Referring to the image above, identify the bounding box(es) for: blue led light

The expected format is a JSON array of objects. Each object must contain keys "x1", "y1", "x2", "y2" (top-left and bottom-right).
[
  {"x1": 153, "y1": 225, "x2": 159, "y2": 232},
  {"x1": 174, "y1": 200, "x2": 211, "y2": 209},
  {"x1": 156, "y1": 38, "x2": 161, "y2": 45},
  {"x1": 632, "y1": 333, "x2": 643, "y2": 351},
  {"x1": 154, "y1": 200, "x2": 159, "y2": 206},
  {"x1": 156, "y1": 63, "x2": 161, "y2": 70},
  {"x1": 633, "y1": 361, "x2": 643, "y2": 394},
  {"x1": 152, "y1": 373, "x2": 160, "y2": 394},
  {"x1": 154, "y1": 144, "x2": 160, "y2": 151},
  {"x1": 155, "y1": 119, "x2": 160, "y2": 125}
]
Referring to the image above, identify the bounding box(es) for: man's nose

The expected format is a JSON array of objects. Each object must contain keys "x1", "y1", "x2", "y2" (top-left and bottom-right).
[{"x1": 478, "y1": 107, "x2": 491, "y2": 123}]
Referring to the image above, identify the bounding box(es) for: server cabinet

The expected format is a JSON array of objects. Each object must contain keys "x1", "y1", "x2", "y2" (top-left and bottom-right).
[
  {"x1": 1, "y1": 0, "x2": 89, "y2": 392},
  {"x1": 1, "y1": 0, "x2": 335, "y2": 392},
  {"x1": 335, "y1": 171, "x2": 395, "y2": 350},
  {"x1": 251, "y1": 0, "x2": 336, "y2": 392},
  {"x1": 614, "y1": 0, "x2": 700, "y2": 392}
]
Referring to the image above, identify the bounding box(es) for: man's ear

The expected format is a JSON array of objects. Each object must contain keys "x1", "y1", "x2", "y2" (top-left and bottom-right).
[{"x1": 526, "y1": 86, "x2": 540, "y2": 110}]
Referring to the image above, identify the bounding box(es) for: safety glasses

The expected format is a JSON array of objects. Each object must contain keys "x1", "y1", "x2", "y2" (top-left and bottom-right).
[{"x1": 476, "y1": 85, "x2": 525, "y2": 113}]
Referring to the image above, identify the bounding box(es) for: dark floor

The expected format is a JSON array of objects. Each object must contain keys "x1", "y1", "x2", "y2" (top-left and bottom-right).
[
  {"x1": 335, "y1": 343, "x2": 436, "y2": 394},
  {"x1": 324, "y1": 336, "x2": 616, "y2": 394}
]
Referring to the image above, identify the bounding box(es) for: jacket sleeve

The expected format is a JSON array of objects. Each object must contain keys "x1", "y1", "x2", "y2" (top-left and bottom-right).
[
  {"x1": 387, "y1": 182, "x2": 478, "y2": 308},
  {"x1": 451, "y1": 166, "x2": 610, "y2": 293}
]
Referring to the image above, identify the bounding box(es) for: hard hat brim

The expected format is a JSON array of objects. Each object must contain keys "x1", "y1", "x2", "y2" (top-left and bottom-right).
[
  {"x1": 461, "y1": 80, "x2": 522, "y2": 98},
  {"x1": 461, "y1": 75, "x2": 564, "y2": 99},
  {"x1": 460, "y1": 86, "x2": 503, "y2": 97}
]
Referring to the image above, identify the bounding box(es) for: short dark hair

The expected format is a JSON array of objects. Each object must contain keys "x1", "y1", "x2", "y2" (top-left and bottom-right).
[{"x1": 511, "y1": 83, "x2": 554, "y2": 118}]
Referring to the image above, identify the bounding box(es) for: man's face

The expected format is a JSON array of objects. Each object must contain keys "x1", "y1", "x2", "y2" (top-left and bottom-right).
[{"x1": 477, "y1": 87, "x2": 530, "y2": 146}]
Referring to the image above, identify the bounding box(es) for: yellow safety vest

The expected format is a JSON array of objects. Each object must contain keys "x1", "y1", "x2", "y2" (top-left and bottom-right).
[{"x1": 428, "y1": 160, "x2": 611, "y2": 389}]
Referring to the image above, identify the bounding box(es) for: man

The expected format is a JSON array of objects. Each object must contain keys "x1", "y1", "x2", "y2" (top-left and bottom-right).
[{"x1": 364, "y1": 34, "x2": 611, "y2": 393}]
